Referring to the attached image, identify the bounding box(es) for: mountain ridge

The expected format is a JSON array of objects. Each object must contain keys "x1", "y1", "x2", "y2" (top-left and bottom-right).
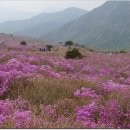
[
  {"x1": 0, "y1": 7, "x2": 87, "y2": 38},
  {"x1": 42, "y1": 1, "x2": 130, "y2": 50}
]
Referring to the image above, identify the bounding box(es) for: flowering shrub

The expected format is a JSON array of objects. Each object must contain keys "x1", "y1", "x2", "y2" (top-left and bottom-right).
[
  {"x1": 0, "y1": 45, "x2": 129, "y2": 128},
  {"x1": 13, "y1": 110, "x2": 31, "y2": 128},
  {"x1": 75, "y1": 99, "x2": 130, "y2": 128},
  {"x1": 98, "y1": 100, "x2": 123, "y2": 128},
  {"x1": 0, "y1": 97, "x2": 31, "y2": 128},
  {"x1": 102, "y1": 80, "x2": 130, "y2": 93},
  {"x1": 76, "y1": 101, "x2": 98, "y2": 128},
  {"x1": 74, "y1": 87, "x2": 99, "y2": 99}
]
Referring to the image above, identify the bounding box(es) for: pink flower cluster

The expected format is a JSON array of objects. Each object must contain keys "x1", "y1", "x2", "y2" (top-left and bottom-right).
[
  {"x1": 74, "y1": 87, "x2": 99, "y2": 99},
  {"x1": 76, "y1": 101, "x2": 98, "y2": 128},
  {"x1": 102, "y1": 80, "x2": 130, "y2": 93},
  {"x1": 75, "y1": 100, "x2": 130, "y2": 128},
  {"x1": 13, "y1": 110, "x2": 31, "y2": 128},
  {"x1": 0, "y1": 97, "x2": 31, "y2": 128}
]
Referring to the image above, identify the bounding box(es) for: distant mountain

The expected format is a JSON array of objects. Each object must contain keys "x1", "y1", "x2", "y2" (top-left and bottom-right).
[
  {"x1": 42, "y1": 1, "x2": 130, "y2": 50},
  {"x1": 0, "y1": 7, "x2": 87, "y2": 38},
  {"x1": 0, "y1": 7, "x2": 36, "y2": 23}
]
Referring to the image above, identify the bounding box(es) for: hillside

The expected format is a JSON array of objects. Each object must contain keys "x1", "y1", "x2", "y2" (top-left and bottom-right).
[
  {"x1": 0, "y1": 42, "x2": 129, "y2": 128},
  {"x1": 0, "y1": 33, "x2": 48, "y2": 46},
  {"x1": 42, "y1": 1, "x2": 130, "y2": 50},
  {"x1": 0, "y1": 1, "x2": 130, "y2": 129},
  {"x1": 0, "y1": 7, "x2": 87, "y2": 38}
]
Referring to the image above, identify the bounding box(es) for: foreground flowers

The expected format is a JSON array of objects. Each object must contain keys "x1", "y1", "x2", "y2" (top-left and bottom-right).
[{"x1": 0, "y1": 45, "x2": 130, "y2": 128}]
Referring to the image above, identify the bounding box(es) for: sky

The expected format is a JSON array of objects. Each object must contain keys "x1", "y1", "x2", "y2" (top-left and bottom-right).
[
  {"x1": 0, "y1": 0, "x2": 106, "y2": 13},
  {"x1": 0, "y1": 0, "x2": 107, "y2": 22}
]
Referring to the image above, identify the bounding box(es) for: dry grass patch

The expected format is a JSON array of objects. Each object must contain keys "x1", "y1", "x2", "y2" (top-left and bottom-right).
[{"x1": 4, "y1": 77, "x2": 94, "y2": 106}]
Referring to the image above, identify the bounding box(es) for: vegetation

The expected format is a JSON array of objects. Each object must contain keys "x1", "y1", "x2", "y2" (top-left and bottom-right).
[
  {"x1": 65, "y1": 48, "x2": 83, "y2": 59},
  {"x1": 119, "y1": 49, "x2": 127, "y2": 53},
  {"x1": 46, "y1": 45, "x2": 53, "y2": 51},
  {"x1": 20, "y1": 41, "x2": 27, "y2": 46},
  {"x1": 0, "y1": 44, "x2": 129, "y2": 128},
  {"x1": 65, "y1": 41, "x2": 74, "y2": 50}
]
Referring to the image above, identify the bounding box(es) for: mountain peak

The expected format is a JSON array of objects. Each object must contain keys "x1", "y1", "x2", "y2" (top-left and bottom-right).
[
  {"x1": 0, "y1": 7, "x2": 87, "y2": 38},
  {"x1": 42, "y1": 1, "x2": 130, "y2": 50},
  {"x1": 62, "y1": 7, "x2": 87, "y2": 12}
]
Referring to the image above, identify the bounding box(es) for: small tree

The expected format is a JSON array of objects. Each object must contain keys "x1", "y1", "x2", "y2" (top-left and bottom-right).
[
  {"x1": 20, "y1": 41, "x2": 27, "y2": 46},
  {"x1": 65, "y1": 41, "x2": 74, "y2": 50},
  {"x1": 65, "y1": 48, "x2": 83, "y2": 59},
  {"x1": 46, "y1": 45, "x2": 53, "y2": 51},
  {"x1": 89, "y1": 48, "x2": 94, "y2": 52},
  {"x1": 119, "y1": 49, "x2": 127, "y2": 53}
]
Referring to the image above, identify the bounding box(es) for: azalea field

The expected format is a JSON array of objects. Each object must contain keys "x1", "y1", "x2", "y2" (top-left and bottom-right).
[{"x1": 0, "y1": 44, "x2": 130, "y2": 128}]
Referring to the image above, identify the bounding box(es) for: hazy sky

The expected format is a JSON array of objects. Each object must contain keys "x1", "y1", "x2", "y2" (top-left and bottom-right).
[{"x1": 0, "y1": 0, "x2": 106, "y2": 13}]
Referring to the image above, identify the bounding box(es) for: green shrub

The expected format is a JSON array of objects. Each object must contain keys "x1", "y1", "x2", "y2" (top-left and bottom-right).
[
  {"x1": 65, "y1": 41, "x2": 74, "y2": 50},
  {"x1": 119, "y1": 50, "x2": 127, "y2": 53},
  {"x1": 46, "y1": 45, "x2": 53, "y2": 51},
  {"x1": 20, "y1": 41, "x2": 27, "y2": 46},
  {"x1": 65, "y1": 48, "x2": 83, "y2": 59},
  {"x1": 89, "y1": 48, "x2": 94, "y2": 52}
]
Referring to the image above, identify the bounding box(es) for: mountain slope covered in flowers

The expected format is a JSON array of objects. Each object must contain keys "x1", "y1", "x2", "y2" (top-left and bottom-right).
[{"x1": 0, "y1": 44, "x2": 130, "y2": 128}]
